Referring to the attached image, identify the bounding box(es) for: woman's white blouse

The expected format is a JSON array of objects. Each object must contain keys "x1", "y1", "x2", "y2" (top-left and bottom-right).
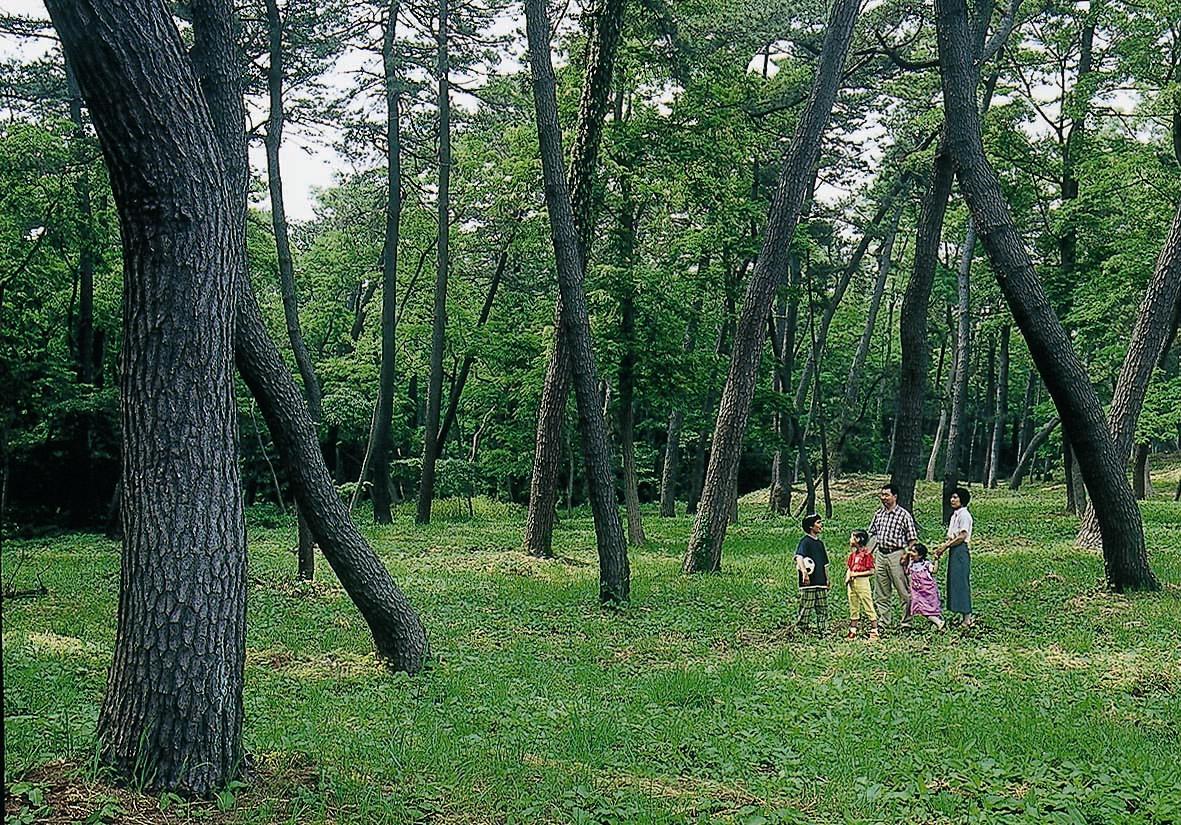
[{"x1": 947, "y1": 507, "x2": 973, "y2": 544}]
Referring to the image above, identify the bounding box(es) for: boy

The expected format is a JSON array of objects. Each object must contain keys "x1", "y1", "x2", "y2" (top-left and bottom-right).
[
  {"x1": 844, "y1": 529, "x2": 879, "y2": 640},
  {"x1": 794, "y1": 514, "x2": 830, "y2": 635}
]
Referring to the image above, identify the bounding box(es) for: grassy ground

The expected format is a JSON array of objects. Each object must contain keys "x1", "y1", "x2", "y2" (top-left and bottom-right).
[{"x1": 4, "y1": 471, "x2": 1181, "y2": 824}]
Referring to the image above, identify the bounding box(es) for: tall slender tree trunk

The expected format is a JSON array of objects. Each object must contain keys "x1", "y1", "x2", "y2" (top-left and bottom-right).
[
  {"x1": 1132, "y1": 443, "x2": 1151, "y2": 499},
  {"x1": 264, "y1": 0, "x2": 320, "y2": 577},
  {"x1": 683, "y1": 0, "x2": 861, "y2": 573},
  {"x1": 987, "y1": 323, "x2": 1010, "y2": 487},
  {"x1": 370, "y1": 3, "x2": 403, "y2": 525},
  {"x1": 837, "y1": 196, "x2": 902, "y2": 473},
  {"x1": 769, "y1": 256, "x2": 800, "y2": 513},
  {"x1": 417, "y1": 0, "x2": 450, "y2": 524},
  {"x1": 47, "y1": 0, "x2": 247, "y2": 795},
  {"x1": 523, "y1": 0, "x2": 626, "y2": 557},
  {"x1": 437, "y1": 237, "x2": 511, "y2": 448},
  {"x1": 615, "y1": 178, "x2": 645, "y2": 544},
  {"x1": 940, "y1": 227, "x2": 974, "y2": 523},
  {"x1": 1016, "y1": 370, "x2": 1037, "y2": 457},
  {"x1": 926, "y1": 318, "x2": 953, "y2": 482},
  {"x1": 659, "y1": 292, "x2": 702, "y2": 516},
  {"x1": 936, "y1": 0, "x2": 1156, "y2": 591},
  {"x1": 525, "y1": 0, "x2": 629, "y2": 601}
]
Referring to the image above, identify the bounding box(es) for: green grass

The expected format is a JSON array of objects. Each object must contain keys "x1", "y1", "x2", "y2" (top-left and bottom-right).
[{"x1": 4, "y1": 474, "x2": 1181, "y2": 823}]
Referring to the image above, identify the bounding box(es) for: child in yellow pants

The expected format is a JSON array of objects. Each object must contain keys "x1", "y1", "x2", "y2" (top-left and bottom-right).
[{"x1": 844, "y1": 530, "x2": 879, "y2": 640}]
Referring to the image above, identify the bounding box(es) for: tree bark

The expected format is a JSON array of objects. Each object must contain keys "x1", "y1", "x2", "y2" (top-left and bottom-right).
[
  {"x1": 1132, "y1": 443, "x2": 1150, "y2": 499},
  {"x1": 683, "y1": 0, "x2": 860, "y2": 573},
  {"x1": 437, "y1": 237, "x2": 511, "y2": 448},
  {"x1": 416, "y1": 0, "x2": 450, "y2": 525},
  {"x1": 926, "y1": 317, "x2": 953, "y2": 482},
  {"x1": 659, "y1": 292, "x2": 701, "y2": 516},
  {"x1": 615, "y1": 179, "x2": 645, "y2": 544},
  {"x1": 987, "y1": 323, "x2": 1010, "y2": 487},
  {"x1": 523, "y1": 0, "x2": 625, "y2": 557},
  {"x1": 1077, "y1": 198, "x2": 1181, "y2": 544},
  {"x1": 46, "y1": 0, "x2": 247, "y2": 795},
  {"x1": 189, "y1": 0, "x2": 431, "y2": 666},
  {"x1": 1008, "y1": 416, "x2": 1058, "y2": 490},
  {"x1": 264, "y1": 0, "x2": 319, "y2": 577},
  {"x1": 525, "y1": 0, "x2": 629, "y2": 602},
  {"x1": 940, "y1": 227, "x2": 974, "y2": 523},
  {"x1": 837, "y1": 196, "x2": 902, "y2": 474},
  {"x1": 369, "y1": 3, "x2": 404, "y2": 524},
  {"x1": 769, "y1": 256, "x2": 800, "y2": 513},
  {"x1": 936, "y1": 0, "x2": 1156, "y2": 591}
]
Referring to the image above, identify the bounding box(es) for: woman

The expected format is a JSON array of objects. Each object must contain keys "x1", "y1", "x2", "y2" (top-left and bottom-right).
[{"x1": 935, "y1": 486, "x2": 974, "y2": 627}]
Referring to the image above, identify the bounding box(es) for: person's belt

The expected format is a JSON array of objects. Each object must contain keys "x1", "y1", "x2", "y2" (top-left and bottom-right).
[{"x1": 880, "y1": 546, "x2": 904, "y2": 554}]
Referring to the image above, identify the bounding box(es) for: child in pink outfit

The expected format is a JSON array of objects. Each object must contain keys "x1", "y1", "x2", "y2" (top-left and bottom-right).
[{"x1": 902, "y1": 543, "x2": 945, "y2": 630}]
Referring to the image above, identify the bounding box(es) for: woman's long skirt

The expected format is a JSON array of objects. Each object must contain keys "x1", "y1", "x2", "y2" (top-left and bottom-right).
[{"x1": 946, "y1": 543, "x2": 972, "y2": 614}]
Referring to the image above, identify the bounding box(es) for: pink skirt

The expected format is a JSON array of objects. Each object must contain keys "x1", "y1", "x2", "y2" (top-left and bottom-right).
[{"x1": 908, "y1": 566, "x2": 943, "y2": 618}]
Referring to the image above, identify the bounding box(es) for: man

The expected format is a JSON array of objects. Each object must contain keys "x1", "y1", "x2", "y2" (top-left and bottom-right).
[{"x1": 867, "y1": 483, "x2": 918, "y2": 628}]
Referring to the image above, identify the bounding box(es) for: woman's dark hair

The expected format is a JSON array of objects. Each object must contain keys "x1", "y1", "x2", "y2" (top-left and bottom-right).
[
  {"x1": 913, "y1": 542, "x2": 929, "y2": 560},
  {"x1": 851, "y1": 529, "x2": 869, "y2": 547},
  {"x1": 802, "y1": 513, "x2": 822, "y2": 533},
  {"x1": 952, "y1": 486, "x2": 971, "y2": 507}
]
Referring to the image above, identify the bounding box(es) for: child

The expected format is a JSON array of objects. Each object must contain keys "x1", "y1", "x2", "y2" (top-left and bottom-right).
[
  {"x1": 844, "y1": 529, "x2": 879, "y2": 640},
  {"x1": 794, "y1": 514, "x2": 829, "y2": 635},
  {"x1": 902, "y1": 543, "x2": 945, "y2": 630}
]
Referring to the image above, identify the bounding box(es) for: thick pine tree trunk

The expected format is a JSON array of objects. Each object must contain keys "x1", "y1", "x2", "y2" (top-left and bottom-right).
[
  {"x1": 523, "y1": 0, "x2": 626, "y2": 557},
  {"x1": 683, "y1": 0, "x2": 860, "y2": 573},
  {"x1": 892, "y1": 147, "x2": 954, "y2": 512},
  {"x1": 936, "y1": 0, "x2": 1156, "y2": 591},
  {"x1": 47, "y1": 0, "x2": 247, "y2": 796},
  {"x1": 417, "y1": 0, "x2": 450, "y2": 524},
  {"x1": 370, "y1": 2, "x2": 403, "y2": 525},
  {"x1": 525, "y1": 0, "x2": 629, "y2": 601}
]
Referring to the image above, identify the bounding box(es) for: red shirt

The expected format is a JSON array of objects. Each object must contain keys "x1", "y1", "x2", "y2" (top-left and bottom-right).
[{"x1": 846, "y1": 547, "x2": 874, "y2": 574}]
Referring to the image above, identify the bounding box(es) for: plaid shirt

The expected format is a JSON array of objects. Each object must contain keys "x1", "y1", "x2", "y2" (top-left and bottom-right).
[{"x1": 868, "y1": 505, "x2": 918, "y2": 552}]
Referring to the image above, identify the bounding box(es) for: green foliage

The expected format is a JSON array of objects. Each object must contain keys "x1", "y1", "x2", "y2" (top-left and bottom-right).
[{"x1": 4, "y1": 478, "x2": 1181, "y2": 821}]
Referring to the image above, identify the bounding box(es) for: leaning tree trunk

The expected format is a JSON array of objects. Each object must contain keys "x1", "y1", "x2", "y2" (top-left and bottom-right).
[
  {"x1": 417, "y1": 0, "x2": 450, "y2": 525},
  {"x1": 683, "y1": 0, "x2": 861, "y2": 574},
  {"x1": 987, "y1": 323, "x2": 1010, "y2": 487},
  {"x1": 264, "y1": 0, "x2": 319, "y2": 577},
  {"x1": 935, "y1": 0, "x2": 1156, "y2": 591},
  {"x1": 1077, "y1": 197, "x2": 1181, "y2": 544},
  {"x1": 46, "y1": 0, "x2": 247, "y2": 796},
  {"x1": 941, "y1": 227, "x2": 974, "y2": 524},
  {"x1": 525, "y1": 0, "x2": 629, "y2": 602},
  {"x1": 1008, "y1": 416, "x2": 1058, "y2": 490},
  {"x1": 523, "y1": 0, "x2": 625, "y2": 557},
  {"x1": 370, "y1": 1, "x2": 403, "y2": 525},
  {"x1": 189, "y1": 0, "x2": 431, "y2": 667}
]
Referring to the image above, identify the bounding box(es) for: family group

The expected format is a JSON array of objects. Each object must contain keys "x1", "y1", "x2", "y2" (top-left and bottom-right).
[{"x1": 791, "y1": 483, "x2": 976, "y2": 639}]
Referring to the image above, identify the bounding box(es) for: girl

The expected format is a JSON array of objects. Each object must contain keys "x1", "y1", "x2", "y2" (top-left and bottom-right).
[
  {"x1": 902, "y1": 543, "x2": 945, "y2": 630},
  {"x1": 844, "y1": 529, "x2": 879, "y2": 640}
]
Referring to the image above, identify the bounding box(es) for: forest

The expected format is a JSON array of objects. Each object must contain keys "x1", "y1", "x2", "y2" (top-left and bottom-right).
[{"x1": 3, "y1": 0, "x2": 1181, "y2": 821}]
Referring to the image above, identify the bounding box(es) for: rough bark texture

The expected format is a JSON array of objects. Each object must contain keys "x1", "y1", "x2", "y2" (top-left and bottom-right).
[
  {"x1": 189, "y1": 0, "x2": 431, "y2": 665},
  {"x1": 683, "y1": 0, "x2": 860, "y2": 573},
  {"x1": 936, "y1": 0, "x2": 1156, "y2": 591},
  {"x1": 987, "y1": 324, "x2": 1010, "y2": 487},
  {"x1": 370, "y1": 2, "x2": 403, "y2": 524},
  {"x1": 417, "y1": 0, "x2": 450, "y2": 524},
  {"x1": 1077, "y1": 199, "x2": 1181, "y2": 544},
  {"x1": 525, "y1": 0, "x2": 629, "y2": 601},
  {"x1": 523, "y1": 0, "x2": 625, "y2": 557},
  {"x1": 46, "y1": 0, "x2": 247, "y2": 796},
  {"x1": 891, "y1": 146, "x2": 953, "y2": 512}
]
